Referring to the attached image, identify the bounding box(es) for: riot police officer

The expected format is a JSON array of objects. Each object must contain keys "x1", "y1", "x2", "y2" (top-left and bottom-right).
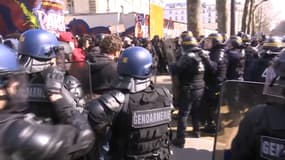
[
  {"x1": 243, "y1": 35, "x2": 260, "y2": 80},
  {"x1": 87, "y1": 46, "x2": 173, "y2": 160},
  {"x1": 246, "y1": 36, "x2": 284, "y2": 82},
  {"x1": 0, "y1": 44, "x2": 94, "y2": 160},
  {"x1": 172, "y1": 35, "x2": 205, "y2": 146},
  {"x1": 174, "y1": 31, "x2": 193, "y2": 61},
  {"x1": 231, "y1": 50, "x2": 285, "y2": 160},
  {"x1": 18, "y1": 29, "x2": 85, "y2": 123},
  {"x1": 201, "y1": 33, "x2": 228, "y2": 134},
  {"x1": 225, "y1": 35, "x2": 245, "y2": 80}
]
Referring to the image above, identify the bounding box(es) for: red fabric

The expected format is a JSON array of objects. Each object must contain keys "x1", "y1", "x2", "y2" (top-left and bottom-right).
[
  {"x1": 72, "y1": 48, "x2": 86, "y2": 62},
  {"x1": 59, "y1": 32, "x2": 74, "y2": 42}
]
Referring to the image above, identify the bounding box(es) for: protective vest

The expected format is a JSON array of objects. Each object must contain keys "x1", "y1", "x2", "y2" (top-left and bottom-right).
[
  {"x1": 178, "y1": 52, "x2": 205, "y2": 89},
  {"x1": 226, "y1": 49, "x2": 245, "y2": 80},
  {"x1": 26, "y1": 73, "x2": 84, "y2": 123},
  {"x1": 110, "y1": 85, "x2": 172, "y2": 160},
  {"x1": 259, "y1": 104, "x2": 285, "y2": 160}
]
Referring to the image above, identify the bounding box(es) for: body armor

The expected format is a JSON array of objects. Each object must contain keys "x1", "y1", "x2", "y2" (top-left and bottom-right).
[{"x1": 88, "y1": 79, "x2": 173, "y2": 160}]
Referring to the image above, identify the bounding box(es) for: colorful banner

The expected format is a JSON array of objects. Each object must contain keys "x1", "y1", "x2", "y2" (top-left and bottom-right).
[
  {"x1": 0, "y1": 0, "x2": 65, "y2": 36},
  {"x1": 149, "y1": 1, "x2": 164, "y2": 38},
  {"x1": 34, "y1": 0, "x2": 65, "y2": 33}
]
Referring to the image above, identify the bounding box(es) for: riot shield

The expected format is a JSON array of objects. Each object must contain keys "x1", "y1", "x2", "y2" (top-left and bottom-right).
[{"x1": 213, "y1": 80, "x2": 267, "y2": 160}]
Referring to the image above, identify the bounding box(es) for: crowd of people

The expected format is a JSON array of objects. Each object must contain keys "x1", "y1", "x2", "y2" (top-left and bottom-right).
[{"x1": 1, "y1": 28, "x2": 285, "y2": 160}]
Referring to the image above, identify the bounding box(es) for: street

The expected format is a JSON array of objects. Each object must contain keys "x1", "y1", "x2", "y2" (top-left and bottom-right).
[{"x1": 155, "y1": 75, "x2": 214, "y2": 160}]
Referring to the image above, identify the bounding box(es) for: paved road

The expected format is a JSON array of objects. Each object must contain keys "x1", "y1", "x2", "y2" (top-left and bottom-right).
[{"x1": 155, "y1": 75, "x2": 215, "y2": 160}]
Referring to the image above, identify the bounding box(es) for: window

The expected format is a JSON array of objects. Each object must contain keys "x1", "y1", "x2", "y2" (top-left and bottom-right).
[
  {"x1": 181, "y1": 16, "x2": 184, "y2": 21},
  {"x1": 175, "y1": 16, "x2": 178, "y2": 21},
  {"x1": 169, "y1": 10, "x2": 172, "y2": 14},
  {"x1": 181, "y1": 10, "x2": 184, "y2": 14},
  {"x1": 65, "y1": 0, "x2": 74, "y2": 14}
]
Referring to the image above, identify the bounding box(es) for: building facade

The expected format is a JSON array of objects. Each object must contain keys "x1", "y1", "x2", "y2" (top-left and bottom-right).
[
  {"x1": 64, "y1": 0, "x2": 149, "y2": 15},
  {"x1": 164, "y1": 1, "x2": 244, "y2": 35},
  {"x1": 164, "y1": 1, "x2": 217, "y2": 35}
]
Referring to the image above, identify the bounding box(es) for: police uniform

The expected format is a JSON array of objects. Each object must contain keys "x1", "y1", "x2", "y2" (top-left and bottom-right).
[
  {"x1": 201, "y1": 48, "x2": 227, "y2": 133},
  {"x1": 231, "y1": 103, "x2": 285, "y2": 160},
  {"x1": 226, "y1": 48, "x2": 245, "y2": 80},
  {"x1": 172, "y1": 47, "x2": 205, "y2": 140},
  {"x1": 246, "y1": 53, "x2": 276, "y2": 82},
  {"x1": 231, "y1": 50, "x2": 285, "y2": 160},
  {"x1": 87, "y1": 47, "x2": 173, "y2": 160},
  {"x1": 18, "y1": 29, "x2": 86, "y2": 124},
  {"x1": 25, "y1": 72, "x2": 85, "y2": 123},
  {"x1": 0, "y1": 43, "x2": 94, "y2": 160}
]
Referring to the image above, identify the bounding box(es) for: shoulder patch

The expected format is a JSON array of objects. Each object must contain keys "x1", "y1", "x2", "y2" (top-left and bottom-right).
[
  {"x1": 99, "y1": 91, "x2": 125, "y2": 112},
  {"x1": 260, "y1": 136, "x2": 285, "y2": 160}
]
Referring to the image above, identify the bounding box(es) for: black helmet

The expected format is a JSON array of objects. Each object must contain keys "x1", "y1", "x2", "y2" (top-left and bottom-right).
[
  {"x1": 241, "y1": 33, "x2": 251, "y2": 43},
  {"x1": 181, "y1": 31, "x2": 193, "y2": 39},
  {"x1": 181, "y1": 35, "x2": 198, "y2": 50},
  {"x1": 203, "y1": 33, "x2": 224, "y2": 50},
  {"x1": 226, "y1": 35, "x2": 243, "y2": 49},
  {"x1": 263, "y1": 36, "x2": 284, "y2": 52}
]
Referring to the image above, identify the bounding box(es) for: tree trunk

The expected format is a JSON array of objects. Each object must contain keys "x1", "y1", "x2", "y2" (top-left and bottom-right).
[
  {"x1": 230, "y1": 0, "x2": 236, "y2": 35},
  {"x1": 247, "y1": 0, "x2": 255, "y2": 34},
  {"x1": 187, "y1": 0, "x2": 202, "y2": 38},
  {"x1": 216, "y1": 0, "x2": 230, "y2": 35},
  {"x1": 241, "y1": 0, "x2": 250, "y2": 33}
]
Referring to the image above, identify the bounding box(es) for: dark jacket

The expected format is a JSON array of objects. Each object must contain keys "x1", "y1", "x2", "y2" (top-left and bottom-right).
[
  {"x1": 88, "y1": 53, "x2": 118, "y2": 94},
  {"x1": 231, "y1": 103, "x2": 285, "y2": 160}
]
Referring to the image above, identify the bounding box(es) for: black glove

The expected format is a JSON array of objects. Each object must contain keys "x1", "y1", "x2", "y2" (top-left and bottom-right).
[{"x1": 45, "y1": 67, "x2": 65, "y2": 95}]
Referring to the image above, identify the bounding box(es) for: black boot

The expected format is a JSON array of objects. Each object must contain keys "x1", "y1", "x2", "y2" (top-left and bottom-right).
[{"x1": 172, "y1": 138, "x2": 185, "y2": 148}]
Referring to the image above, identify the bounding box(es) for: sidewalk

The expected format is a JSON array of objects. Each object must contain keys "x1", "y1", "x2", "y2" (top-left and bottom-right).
[{"x1": 155, "y1": 75, "x2": 214, "y2": 160}]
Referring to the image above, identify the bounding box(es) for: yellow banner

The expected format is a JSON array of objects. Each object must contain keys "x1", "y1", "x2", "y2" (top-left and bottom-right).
[{"x1": 150, "y1": 3, "x2": 164, "y2": 39}]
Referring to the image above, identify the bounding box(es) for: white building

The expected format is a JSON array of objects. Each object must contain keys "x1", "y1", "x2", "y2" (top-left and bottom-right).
[
  {"x1": 164, "y1": 1, "x2": 217, "y2": 35},
  {"x1": 63, "y1": 0, "x2": 151, "y2": 33},
  {"x1": 64, "y1": 0, "x2": 149, "y2": 15},
  {"x1": 164, "y1": 1, "x2": 244, "y2": 35}
]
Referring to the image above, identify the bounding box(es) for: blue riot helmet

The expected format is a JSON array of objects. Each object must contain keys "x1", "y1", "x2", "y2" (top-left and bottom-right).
[
  {"x1": 18, "y1": 29, "x2": 59, "y2": 74},
  {"x1": 0, "y1": 44, "x2": 28, "y2": 109},
  {"x1": 0, "y1": 44, "x2": 21, "y2": 75},
  {"x1": 117, "y1": 46, "x2": 153, "y2": 79},
  {"x1": 3, "y1": 38, "x2": 19, "y2": 52},
  {"x1": 19, "y1": 29, "x2": 59, "y2": 59}
]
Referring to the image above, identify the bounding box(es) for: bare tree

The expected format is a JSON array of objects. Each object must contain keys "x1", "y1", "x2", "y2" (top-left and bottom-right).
[
  {"x1": 230, "y1": 0, "x2": 236, "y2": 35},
  {"x1": 241, "y1": 0, "x2": 250, "y2": 33},
  {"x1": 216, "y1": 0, "x2": 230, "y2": 35},
  {"x1": 247, "y1": 0, "x2": 255, "y2": 34},
  {"x1": 251, "y1": 0, "x2": 268, "y2": 34},
  {"x1": 187, "y1": 0, "x2": 202, "y2": 38}
]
